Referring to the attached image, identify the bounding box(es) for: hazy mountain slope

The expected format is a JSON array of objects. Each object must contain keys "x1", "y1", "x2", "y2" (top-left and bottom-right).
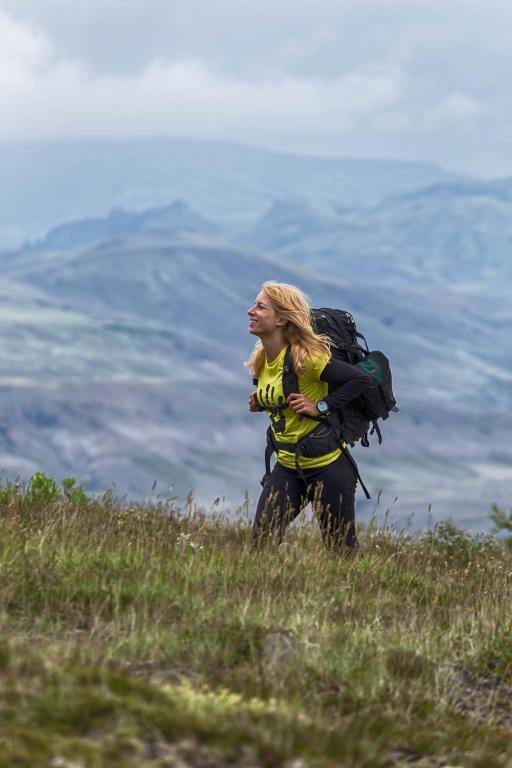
[
  {"x1": 0, "y1": 232, "x2": 510, "y2": 527},
  {"x1": 242, "y1": 179, "x2": 512, "y2": 288},
  {"x1": 27, "y1": 201, "x2": 219, "y2": 252},
  {"x1": 0, "y1": 138, "x2": 465, "y2": 248}
]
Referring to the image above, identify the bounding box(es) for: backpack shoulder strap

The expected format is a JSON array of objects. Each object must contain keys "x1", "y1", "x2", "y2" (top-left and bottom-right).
[{"x1": 282, "y1": 345, "x2": 299, "y2": 399}]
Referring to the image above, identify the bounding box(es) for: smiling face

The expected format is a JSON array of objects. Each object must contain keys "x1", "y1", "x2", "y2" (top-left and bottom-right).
[{"x1": 247, "y1": 290, "x2": 286, "y2": 337}]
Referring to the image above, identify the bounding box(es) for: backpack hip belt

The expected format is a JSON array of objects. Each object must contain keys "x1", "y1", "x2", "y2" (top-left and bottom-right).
[{"x1": 262, "y1": 413, "x2": 371, "y2": 499}]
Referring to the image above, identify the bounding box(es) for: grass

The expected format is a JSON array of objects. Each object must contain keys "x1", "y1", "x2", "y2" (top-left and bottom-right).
[{"x1": 0, "y1": 481, "x2": 511, "y2": 767}]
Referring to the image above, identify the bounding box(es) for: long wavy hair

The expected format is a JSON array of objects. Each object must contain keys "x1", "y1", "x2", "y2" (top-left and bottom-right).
[{"x1": 245, "y1": 281, "x2": 331, "y2": 377}]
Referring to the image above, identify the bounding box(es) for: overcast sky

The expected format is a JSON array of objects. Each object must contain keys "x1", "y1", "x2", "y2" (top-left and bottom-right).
[{"x1": 1, "y1": 0, "x2": 511, "y2": 176}]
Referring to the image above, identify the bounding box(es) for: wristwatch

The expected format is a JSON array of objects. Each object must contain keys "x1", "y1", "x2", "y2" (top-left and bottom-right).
[{"x1": 316, "y1": 400, "x2": 330, "y2": 417}]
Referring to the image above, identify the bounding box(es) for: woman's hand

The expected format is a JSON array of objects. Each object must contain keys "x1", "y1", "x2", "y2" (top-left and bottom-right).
[
  {"x1": 287, "y1": 393, "x2": 319, "y2": 417},
  {"x1": 248, "y1": 392, "x2": 262, "y2": 412}
]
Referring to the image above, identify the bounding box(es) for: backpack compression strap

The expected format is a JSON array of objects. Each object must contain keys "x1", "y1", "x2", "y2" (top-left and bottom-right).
[{"x1": 282, "y1": 345, "x2": 299, "y2": 399}]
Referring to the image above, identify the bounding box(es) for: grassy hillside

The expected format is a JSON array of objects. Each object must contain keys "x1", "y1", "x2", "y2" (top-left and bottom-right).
[{"x1": 0, "y1": 479, "x2": 511, "y2": 766}]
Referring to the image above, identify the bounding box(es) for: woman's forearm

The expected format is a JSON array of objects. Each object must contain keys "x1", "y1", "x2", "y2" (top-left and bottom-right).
[{"x1": 320, "y1": 359, "x2": 373, "y2": 409}]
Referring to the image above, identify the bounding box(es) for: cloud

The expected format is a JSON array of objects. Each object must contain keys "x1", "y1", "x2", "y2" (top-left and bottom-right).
[
  {"x1": 421, "y1": 93, "x2": 486, "y2": 129},
  {"x1": 0, "y1": 8, "x2": 52, "y2": 84},
  {"x1": 0, "y1": 8, "x2": 403, "y2": 146},
  {"x1": 0, "y1": 3, "x2": 510, "y2": 175}
]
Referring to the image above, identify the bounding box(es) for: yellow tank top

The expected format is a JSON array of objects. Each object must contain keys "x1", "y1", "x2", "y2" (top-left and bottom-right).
[{"x1": 256, "y1": 347, "x2": 342, "y2": 470}]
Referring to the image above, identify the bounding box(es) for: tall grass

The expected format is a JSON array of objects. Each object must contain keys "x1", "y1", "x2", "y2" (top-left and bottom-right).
[{"x1": 0, "y1": 481, "x2": 511, "y2": 767}]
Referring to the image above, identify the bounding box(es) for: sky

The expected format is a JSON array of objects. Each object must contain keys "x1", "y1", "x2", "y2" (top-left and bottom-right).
[{"x1": 1, "y1": 0, "x2": 511, "y2": 177}]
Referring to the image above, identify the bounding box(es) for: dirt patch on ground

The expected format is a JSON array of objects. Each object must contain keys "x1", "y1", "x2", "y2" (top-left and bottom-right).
[{"x1": 444, "y1": 663, "x2": 512, "y2": 728}]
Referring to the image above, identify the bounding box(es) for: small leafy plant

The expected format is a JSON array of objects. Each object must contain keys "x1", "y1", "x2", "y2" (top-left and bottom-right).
[
  {"x1": 422, "y1": 517, "x2": 496, "y2": 562},
  {"x1": 62, "y1": 476, "x2": 88, "y2": 504},
  {"x1": 0, "y1": 472, "x2": 89, "y2": 509},
  {"x1": 25, "y1": 471, "x2": 60, "y2": 507},
  {"x1": 490, "y1": 503, "x2": 512, "y2": 549}
]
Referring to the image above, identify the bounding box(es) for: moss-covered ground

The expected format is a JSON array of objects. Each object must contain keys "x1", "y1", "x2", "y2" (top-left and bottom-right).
[{"x1": 0, "y1": 482, "x2": 511, "y2": 767}]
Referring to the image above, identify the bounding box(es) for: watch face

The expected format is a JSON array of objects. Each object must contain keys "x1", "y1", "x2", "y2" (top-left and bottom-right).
[{"x1": 318, "y1": 400, "x2": 329, "y2": 414}]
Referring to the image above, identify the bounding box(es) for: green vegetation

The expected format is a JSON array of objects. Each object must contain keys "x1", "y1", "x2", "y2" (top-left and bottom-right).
[
  {"x1": 491, "y1": 503, "x2": 512, "y2": 539},
  {"x1": 0, "y1": 474, "x2": 511, "y2": 766}
]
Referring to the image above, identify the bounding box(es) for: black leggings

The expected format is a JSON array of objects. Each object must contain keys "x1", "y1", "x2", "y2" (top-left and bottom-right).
[{"x1": 253, "y1": 451, "x2": 358, "y2": 549}]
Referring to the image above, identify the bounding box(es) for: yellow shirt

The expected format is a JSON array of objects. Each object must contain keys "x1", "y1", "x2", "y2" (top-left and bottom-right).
[{"x1": 256, "y1": 347, "x2": 342, "y2": 470}]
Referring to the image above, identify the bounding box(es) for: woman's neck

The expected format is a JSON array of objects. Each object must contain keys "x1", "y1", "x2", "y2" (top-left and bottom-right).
[{"x1": 261, "y1": 334, "x2": 287, "y2": 363}]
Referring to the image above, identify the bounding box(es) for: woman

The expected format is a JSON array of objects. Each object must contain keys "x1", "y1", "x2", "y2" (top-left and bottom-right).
[{"x1": 246, "y1": 281, "x2": 373, "y2": 550}]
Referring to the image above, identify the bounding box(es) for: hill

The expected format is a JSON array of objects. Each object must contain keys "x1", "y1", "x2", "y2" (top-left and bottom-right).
[
  {"x1": 0, "y1": 491, "x2": 511, "y2": 766},
  {"x1": 0, "y1": 138, "x2": 464, "y2": 248},
  {"x1": 0, "y1": 219, "x2": 510, "y2": 527},
  {"x1": 239, "y1": 178, "x2": 512, "y2": 285},
  {"x1": 25, "y1": 200, "x2": 218, "y2": 252}
]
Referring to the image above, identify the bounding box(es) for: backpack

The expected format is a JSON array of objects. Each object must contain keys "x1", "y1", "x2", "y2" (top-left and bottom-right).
[
  {"x1": 254, "y1": 307, "x2": 398, "y2": 498},
  {"x1": 311, "y1": 308, "x2": 398, "y2": 448}
]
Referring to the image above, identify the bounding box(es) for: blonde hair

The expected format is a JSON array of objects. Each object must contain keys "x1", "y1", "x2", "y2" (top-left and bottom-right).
[{"x1": 245, "y1": 281, "x2": 331, "y2": 377}]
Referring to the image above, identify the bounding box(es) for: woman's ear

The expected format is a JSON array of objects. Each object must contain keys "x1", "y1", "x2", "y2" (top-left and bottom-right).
[{"x1": 276, "y1": 316, "x2": 287, "y2": 327}]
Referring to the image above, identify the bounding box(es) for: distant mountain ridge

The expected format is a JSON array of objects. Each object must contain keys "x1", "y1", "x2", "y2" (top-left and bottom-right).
[
  {"x1": 20, "y1": 201, "x2": 218, "y2": 253},
  {"x1": 0, "y1": 137, "x2": 466, "y2": 249},
  {"x1": 239, "y1": 177, "x2": 512, "y2": 284},
  {"x1": 12, "y1": 169, "x2": 512, "y2": 287}
]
